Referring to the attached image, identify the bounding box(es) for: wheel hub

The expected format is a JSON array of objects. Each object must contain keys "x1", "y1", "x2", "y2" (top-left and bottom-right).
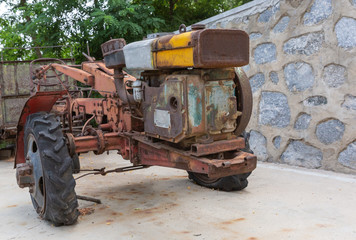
[{"x1": 26, "y1": 134, "x2": 45, "y2": 214}]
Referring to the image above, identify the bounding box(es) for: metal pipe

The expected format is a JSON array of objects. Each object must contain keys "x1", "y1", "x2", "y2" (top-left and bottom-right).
[{"x1": 114, "y1": 68, "x2": 135, "y2": 104}]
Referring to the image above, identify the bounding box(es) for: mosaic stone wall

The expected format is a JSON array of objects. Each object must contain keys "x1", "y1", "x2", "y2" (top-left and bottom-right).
[{"x1": 198, "y1": 0, "x2": 356, "y2": 173}]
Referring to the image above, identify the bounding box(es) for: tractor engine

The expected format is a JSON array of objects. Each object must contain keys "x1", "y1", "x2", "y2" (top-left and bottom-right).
[{"x1": 101, "y1": 25, "x2": 249, "y2": 148}]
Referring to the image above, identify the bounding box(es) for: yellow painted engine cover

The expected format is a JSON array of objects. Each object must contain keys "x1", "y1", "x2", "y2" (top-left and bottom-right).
[
  {"x1": 123, "y1": 29, "x2": 249, "y2": 70},
  {"x1": 151, "y1": 29, "x2": 249, "y2": 69}
]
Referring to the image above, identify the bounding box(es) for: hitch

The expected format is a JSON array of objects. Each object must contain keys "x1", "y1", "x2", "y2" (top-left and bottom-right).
[{"x1": 75, "y1": 165, "x2": 149, "y2": 180}]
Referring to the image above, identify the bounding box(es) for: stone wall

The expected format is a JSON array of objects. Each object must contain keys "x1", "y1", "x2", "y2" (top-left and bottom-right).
[{"x1": 196, "y1": 0, "x2": 356, "y2": 173}]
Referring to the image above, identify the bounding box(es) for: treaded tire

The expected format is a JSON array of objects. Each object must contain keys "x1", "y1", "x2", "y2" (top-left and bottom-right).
[
  {"x1": 188, "y1": 172, "x2": 251, "y2": 191},
  {"x1": 24, "y1": 112, "x2": 79, "y2": 225}
]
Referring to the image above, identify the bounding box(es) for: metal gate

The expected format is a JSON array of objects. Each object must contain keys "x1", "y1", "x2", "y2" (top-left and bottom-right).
[{"x1": 0, "y1": 46, "x2": 74, "y2": 151}]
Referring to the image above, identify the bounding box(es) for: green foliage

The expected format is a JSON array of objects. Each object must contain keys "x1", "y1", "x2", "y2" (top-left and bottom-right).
[
  {"x1": 0, "y1": 0, "x2": 252, "y2": 62},
  {"x1": 134, "y1": 0, "x2": 253, "y2": 32},
  {"x1": 79, "y1": 0, "x2": 164, "y2": 61}
]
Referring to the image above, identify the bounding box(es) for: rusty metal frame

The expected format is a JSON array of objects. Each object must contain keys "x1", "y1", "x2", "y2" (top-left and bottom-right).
[
  {"x1": 136, "y1": 138, "x2": 256, "y2": 178},
  {"x1": 65, "y1": 131, "x2": 256, "y2": 178},
  {"x1": 191, "y1": 138, "x2": 245, "y2": 157}
]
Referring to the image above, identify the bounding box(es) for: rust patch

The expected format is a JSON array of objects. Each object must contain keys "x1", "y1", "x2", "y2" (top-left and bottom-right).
[
  {"x1": 79, "y1": 207, "x2": 95, "y2": 216},
  {"x1": 105, "y1": 219, "x2": 114, "y2": 225},
  {"x1": 156, "y1": 35, "x2": 174, "y2": 46},
  {"x1": 133, "y1": 203, "x2": 178, "y2": 215},
  {"x1": 111, "y1": 212, "x2": 123, "y2": 216},
  {"x1": 117, "y1": 198, "x2": 130, "y2": 201},
  {"x1": 158, "y1": 177, "x2": 171, "y2": 180},
  {"x1": 6, "y1": 205, "x2": 17, "y2": 208},
  {"x1": 127, "y1": 190, "x2": 140, "y2": 194},
  {"x1": 222, "y1": 217, "x2": 246, "y2": 224},
  {"x1": 247, "y1": 238, "x2": 258, "y2": 240},
  {"x1": 316, "y1": 223, "x2": 331, "y2": 228}
]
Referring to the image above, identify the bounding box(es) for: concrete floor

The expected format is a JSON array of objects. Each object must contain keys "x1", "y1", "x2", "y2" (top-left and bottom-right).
[{"x1": 1, "y1": 152, "x2": 356, "y2": 240}]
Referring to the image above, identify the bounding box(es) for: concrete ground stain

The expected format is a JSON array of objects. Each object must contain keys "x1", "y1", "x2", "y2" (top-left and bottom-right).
[{"x1": 222, "y1": 217, "x2": 246, "y2": 224}]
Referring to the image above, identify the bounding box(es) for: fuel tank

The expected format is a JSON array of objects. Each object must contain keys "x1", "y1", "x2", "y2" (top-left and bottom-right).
[{"x1": 123, "y1": 29, "x2": 249, "y2": 70}]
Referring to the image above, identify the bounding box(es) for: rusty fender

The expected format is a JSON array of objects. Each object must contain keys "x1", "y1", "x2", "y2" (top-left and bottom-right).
[{"x1": 14, "y1": 90, "x2": 67, "y2": 167}]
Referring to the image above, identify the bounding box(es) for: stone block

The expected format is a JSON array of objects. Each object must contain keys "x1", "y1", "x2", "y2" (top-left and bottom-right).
[
  {"x1": 281, "y1": 140, "x2": 323, "y2": 168},
  {"x1": 303, "y1": 0, "x2": 332, "y2": 25},
  {"x1": 249, "y1": 130, "x2": 269, "y2": 161},
  {"x1": 242, "y1": 64, "x2": 250, "y2": 72},
  {"x1": 273, "y1": 16, "x2": 290, "y2": 33},
  {"x1": 273, "y1": 136, "x2": 282, "y2": 149},
  {"x1": 294, "y1": 113, "x2": 311, "y2": 130},
  {"x1": 338, "y1": 141, "x2": 356, "y2": 169},
  {"x1": 270, "y1": 71, "x2": 279, "y2": 84},
  {"x1": 284, "y1": 62, "x2": 314, "y2": 92},
  {"x1": 316, "y1": 119, "x2": 345, "y2": 144},
  {"x1": 323, "y1": 64, "x2": 347, "y2": 88},
  {"x1": 303, "y1": 96, "x2": 327, "y2": 106},
  {"x1": 254, "y1": 43, "x2": 277, "y2": 64},
  {"x1": 250, "y1": 32, "x2": 262, "y2": 40},
  {"x1": 283, "y1": 32, "x2": 324, "y2": 55},
  {"x1": 249, "y1": 73, "x2": 265, "y2": 93},
  {"x1": 259, "y1": 91, "x2": 291, "y2": 128},
  {"x1": 341, "y1": 95, "x2": 356, "y2": 110},
  {"x1": 335, "y1": 17, "x2": 356, "y2": 49},
  {"x1": 258, "y1": 4, "x2": 280, "y2": 23}
]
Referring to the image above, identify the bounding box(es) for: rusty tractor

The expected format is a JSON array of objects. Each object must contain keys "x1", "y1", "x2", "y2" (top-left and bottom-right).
[{"x1": 14, "y1": 24, "x2": 256, "y2": 225}]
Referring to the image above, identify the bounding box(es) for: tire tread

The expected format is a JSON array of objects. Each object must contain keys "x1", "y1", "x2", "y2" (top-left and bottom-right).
[{"x1": 25, "y1": 112, "x2": 78, "y2": 225}]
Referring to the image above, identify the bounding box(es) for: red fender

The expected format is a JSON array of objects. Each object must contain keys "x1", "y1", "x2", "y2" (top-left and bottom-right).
[{"x1": 14, "y1": 90, "x2": 66, "y2": 167}]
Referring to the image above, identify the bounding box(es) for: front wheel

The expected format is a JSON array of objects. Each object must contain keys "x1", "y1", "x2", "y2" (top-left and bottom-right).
[
  {"x1": 24, "y1": 112, "x2": 79, "y2": 225},
  {"x1": 188, "y1": 172, "x2": 251, "y2": 191}
]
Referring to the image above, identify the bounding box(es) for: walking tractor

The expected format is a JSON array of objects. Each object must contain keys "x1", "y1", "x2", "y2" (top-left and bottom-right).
[{"x1": 14, "y1": 24, "x2": 256, "y2": 225}]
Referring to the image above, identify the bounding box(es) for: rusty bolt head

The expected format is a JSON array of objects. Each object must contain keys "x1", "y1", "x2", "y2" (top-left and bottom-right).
[{"x1": 191, "y1": 24, "x2": 205, "y2": 31}]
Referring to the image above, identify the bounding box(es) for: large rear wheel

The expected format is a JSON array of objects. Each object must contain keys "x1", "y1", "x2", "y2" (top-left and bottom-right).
[{"x1": 25, "y1": 112, "x2": 78, "y2": 225}]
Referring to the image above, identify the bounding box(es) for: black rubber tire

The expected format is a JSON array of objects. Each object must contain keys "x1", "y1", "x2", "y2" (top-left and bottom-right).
[
  {"x1": 188, "y1": 172, "x2": 251, "y2": 191},
  {"x1": 24, "y1": 112, "x2": 79, "y2": 225},
  {"x1": 71, "y1": 154, "x2": 81, "y2": 174}
]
